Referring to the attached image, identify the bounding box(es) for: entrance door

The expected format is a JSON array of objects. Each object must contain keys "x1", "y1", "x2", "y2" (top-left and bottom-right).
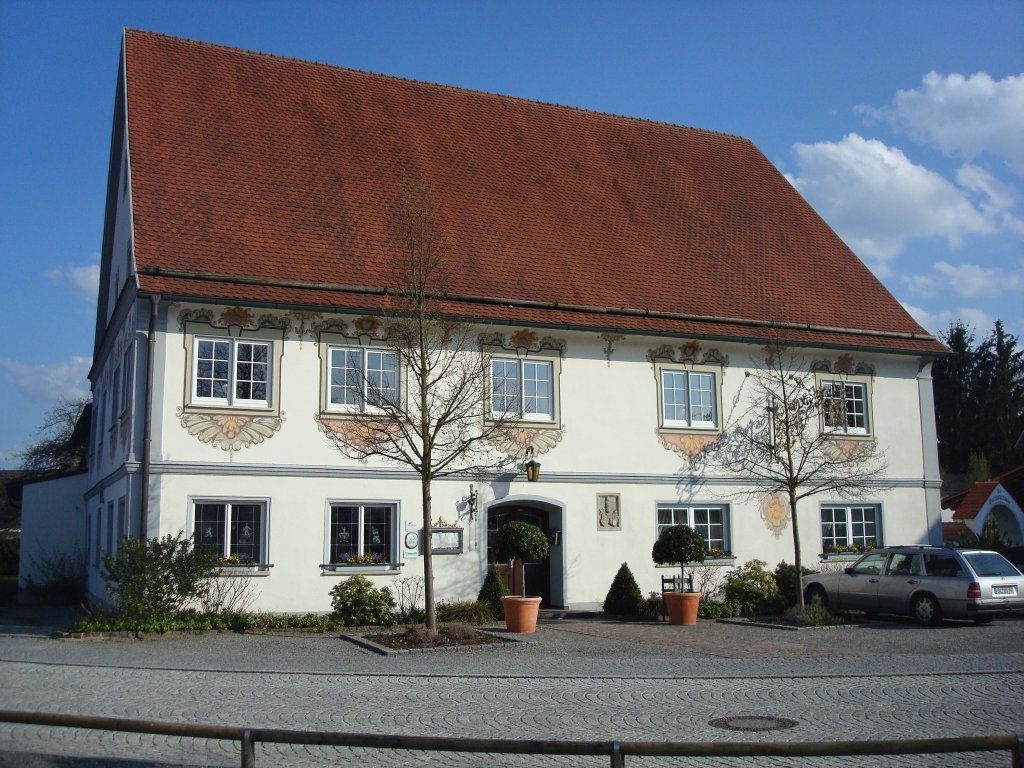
[{"x1": 488, "y1": 505, "x2": 551, "y2": 607}]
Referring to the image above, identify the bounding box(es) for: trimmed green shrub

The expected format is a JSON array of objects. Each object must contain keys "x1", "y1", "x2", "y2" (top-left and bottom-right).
[
  {"x1": 724, "y1": 559, "x2": 781, "y2": 615},
  {"x1": 436, "y1": 600, "x2": 495, "y2": 625},
  {"x1": 774, "y1": 561, "x2": 816, "y2": 607},
  {"x1": 101, "y1": 533, "x2": 218, "y2": 623},
  {"x1": 651, "y1": 525, "x2": 706, "y2": 584},
  {"x1": 492, "y1": 521, "x2": 549, "y2": 597},
  {"x1": 329, "y1": 575, "x2": 396, "y2": 627},
  {"x1": 477, "y1": 564, "x2": 509, "y2": 619},
  {"x1": 639, "y1": 592, "x2": 662, "y2": 617},
  {"x1": 603, "y1": 562, "x2": 643, "y2": 616}
]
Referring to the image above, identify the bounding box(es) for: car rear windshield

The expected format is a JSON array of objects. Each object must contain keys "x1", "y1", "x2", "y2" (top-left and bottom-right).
[{"x1": 963, "y1": 552, "x2": 1020, "y2": 577}]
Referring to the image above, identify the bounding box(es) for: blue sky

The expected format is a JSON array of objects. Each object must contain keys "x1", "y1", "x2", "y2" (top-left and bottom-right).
[{"x1": 1, "y1": 1, "x2": 1022, "y2": 468}]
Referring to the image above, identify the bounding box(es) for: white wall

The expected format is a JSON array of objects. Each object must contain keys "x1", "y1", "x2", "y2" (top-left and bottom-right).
[{"x1": 18, "y1": 473, "x2": 89, "y2": 598}]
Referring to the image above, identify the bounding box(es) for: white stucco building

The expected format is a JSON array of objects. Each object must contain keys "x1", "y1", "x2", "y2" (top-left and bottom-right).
[{"x1": 66, "y1": 30, "x2": 948, "y2": 611}]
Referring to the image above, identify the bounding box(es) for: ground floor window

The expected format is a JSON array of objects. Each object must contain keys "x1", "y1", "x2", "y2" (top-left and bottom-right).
[
  {"x1": 820, "y1": 504, "x2": 881, "y2": 554},
  {"x1": 193, "y1": 501, "x2": 267, "y2": 565},
  {"x1": 656, "y1": 504, "x2": 730, "y2": 555},
  {"x1": 328, "y1": 503, "x2": 396, "y2": 565}
]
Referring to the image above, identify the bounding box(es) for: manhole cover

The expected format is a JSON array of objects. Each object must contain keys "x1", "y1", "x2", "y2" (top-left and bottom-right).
[{"x1": 709, "y1": 715, "x2": 798, "y2": 732}]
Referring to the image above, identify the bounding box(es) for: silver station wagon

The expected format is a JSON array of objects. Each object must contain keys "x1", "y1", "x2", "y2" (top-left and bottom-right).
[{"x1": 802, "y1": 546, "x2": 1024, "y2": 624}]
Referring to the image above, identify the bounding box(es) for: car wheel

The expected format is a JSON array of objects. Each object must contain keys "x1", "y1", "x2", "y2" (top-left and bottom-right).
[
  {"x1": 806, "y1": 585, "x2": 830, "y2": 610},
  {"x1": 911, "y1": 594, "x2": 942, "y2": 625}
]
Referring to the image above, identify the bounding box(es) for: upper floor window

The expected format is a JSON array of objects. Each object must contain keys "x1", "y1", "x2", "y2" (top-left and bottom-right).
[
  {"x1": 491, "y1": 357, "x2": 554, "y2": 421},
  {"x1": 658, "y1": 367, "x2": 718, "y2": 430},
  {"x1": 192, "y1": 338, "x2": 271, "y2": 408},
  {"x1": 656, "y1": 504, "x2": 730, "y2": 554},
  {"x1": 328, "y1": 346, "x2": 399, "y2": 412},
  {"x1": 821, "y1": 379, "x2": 870, "y2": 435}
]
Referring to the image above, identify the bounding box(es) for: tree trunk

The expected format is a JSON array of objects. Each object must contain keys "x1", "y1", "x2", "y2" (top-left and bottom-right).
[
  {"x1": 421, "y1": 471, "x2": 436, "y2": 631},
  {"x1": 789, "y1": 491, "x2": 805, "y2": 611}
]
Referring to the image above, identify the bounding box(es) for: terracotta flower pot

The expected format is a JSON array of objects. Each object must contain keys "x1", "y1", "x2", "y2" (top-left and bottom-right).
[
  {"x1": 664, "y1": 590, "x2": 701, "y2": 625},
  {"x1": 501, "y1": 595, "x2": 543, "y2": 633}
]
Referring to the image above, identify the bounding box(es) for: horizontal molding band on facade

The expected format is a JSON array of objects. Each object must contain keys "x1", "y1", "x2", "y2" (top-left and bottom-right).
[{"x1": 148, "y1": 460, "x2": 939, "y2": 489}]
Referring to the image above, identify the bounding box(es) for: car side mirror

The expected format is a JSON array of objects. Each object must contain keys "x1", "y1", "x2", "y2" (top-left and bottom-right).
[{"x1": 844, "y1": 567, "x2": 856, "y2": 575}]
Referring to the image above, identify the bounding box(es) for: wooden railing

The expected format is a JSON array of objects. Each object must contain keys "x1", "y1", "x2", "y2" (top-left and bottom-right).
[{"x1": 1, "y1": 710, "x2": 1021, "y2": 767}]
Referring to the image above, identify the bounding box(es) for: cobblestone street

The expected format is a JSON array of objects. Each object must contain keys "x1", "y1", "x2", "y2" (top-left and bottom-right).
[{"x1": 1, "y1": 613, "x2": 1022, "y2": 767}]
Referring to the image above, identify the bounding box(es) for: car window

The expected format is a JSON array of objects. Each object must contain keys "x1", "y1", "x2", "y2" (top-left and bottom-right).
[
  {"x1": 886, "y1": 553, "x2": 922, "y2": 576},
  {"x1": 852, "y1": 552, "x2": 887, "y2": 575},
  {"x1": 964, "y1": 552, "x2": 1020, "y2": 577},
  {"x1": 923, "y1": 553, "x2": 965, "y2": 578}
]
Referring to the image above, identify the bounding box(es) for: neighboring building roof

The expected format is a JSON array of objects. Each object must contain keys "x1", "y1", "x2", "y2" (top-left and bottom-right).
[
  {"x1": 120, "y1": 30, "x2": 944, "y2": 355},
  {"x1": 943, "y1": 465, "x2": 1024, "y2": 520}
]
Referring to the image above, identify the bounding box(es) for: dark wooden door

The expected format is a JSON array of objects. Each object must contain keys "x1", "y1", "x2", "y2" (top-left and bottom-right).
[{"x1": 488, "y1": 505, "x2": 551, "y2": 606}]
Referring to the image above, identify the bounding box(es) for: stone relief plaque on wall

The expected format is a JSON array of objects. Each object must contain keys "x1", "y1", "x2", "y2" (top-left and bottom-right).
[{"x1": 597, "y1": 493, "x2": 621, "y2": 531}]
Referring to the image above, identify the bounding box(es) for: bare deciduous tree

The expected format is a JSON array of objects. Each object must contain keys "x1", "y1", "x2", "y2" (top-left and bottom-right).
[
  {"x1": 692, "y1": 344, "x2": 888, "y2": 610},
  {"x1": 17, "y1": 397, "x2": 91, "y2": 475},
  {"x1": 321, "y1": 182, "x2": 514, "y2": 631}
]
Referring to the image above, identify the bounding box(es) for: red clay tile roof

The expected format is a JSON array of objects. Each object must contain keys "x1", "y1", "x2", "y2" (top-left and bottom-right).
[
  {"x1": 122, "y1": 30, "x2": 944, "y2": 355},
  {"x1": 945, "y1": 465, "x2": 1024, "y2": 520}
]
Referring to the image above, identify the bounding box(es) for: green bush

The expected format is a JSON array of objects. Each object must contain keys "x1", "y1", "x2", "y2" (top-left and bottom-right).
[
  {"x1": 639, "y1": 592, "x2": 662, "y2": 617},
  {"x1": 697, "y1": 599, "x2": 745, "y2": 619},
  {"x1": 603, "y1": 562, "x2": 643, "y2": 616},
  {"x1": 651, "y1": 525, "x2": 707, "y2": 583},
  {"x1": 774, "y1": 561, "x2": 816, "y2": 607},
  {"x1": 477, "y1": 565, "x2": 509, "y2": 619},
  {"x1": 329, "y1": 575, "x2": 396, "y2": 627},
  {"x1": 436, "y1": 600, "x2": 495, "y2": 624},
  {"x1": 101, "y1": 533, "x2": 218, "y2": 623},
  {"x1": 0, "y1": 536, "x2": 19, "y2": 576},
  {"x1": 723, "y1": 559, "x2": 781, "y2": 615}
]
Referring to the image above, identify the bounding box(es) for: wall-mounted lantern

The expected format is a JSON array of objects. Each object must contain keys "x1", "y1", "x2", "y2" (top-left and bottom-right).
[{"x1": 523, "y1": 446, "x2": 541, "y2": 482}]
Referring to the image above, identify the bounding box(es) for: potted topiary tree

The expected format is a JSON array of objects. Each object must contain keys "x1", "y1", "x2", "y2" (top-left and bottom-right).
[
  {"x1": 652, "y1": 524, "x2": 707, "y2": 625},
  {"x1": 492, "y1": 520, "x2": 550, "y2": 633}
]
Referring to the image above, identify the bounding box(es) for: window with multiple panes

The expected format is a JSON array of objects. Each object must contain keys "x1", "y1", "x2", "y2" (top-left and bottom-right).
[
  {"x1": 328, "y1": 347, "x2": 399, "y2": 412},
  {"x1": 193, "y1": 501, "x2": 267, "y2": 565},
  {"x1": 820, "y1": 504, "x2": 881, "y2": 552},
  {"x1": 490, "y1": 358, "x2": 554, "y2": 421},
  {"x1": 327, "y1": 503, "x2": 396, "y2": 565},
  {"x1": 656, "y1": 504, "x2": 729, "y2": 553},
  {"x1": 822, "y1": 380, "x2": 869, "y2": 434},
  {"x1": 192, "y1": 338, "x2": 271, "y2": 407},
  {"x1": 659, "y1": 369, "x2": 718, "y2": 429}
]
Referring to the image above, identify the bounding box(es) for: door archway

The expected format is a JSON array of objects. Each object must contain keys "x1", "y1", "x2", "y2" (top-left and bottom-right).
[{"x1": 487, "y1": 496, "x2": 565, "y2": 608}]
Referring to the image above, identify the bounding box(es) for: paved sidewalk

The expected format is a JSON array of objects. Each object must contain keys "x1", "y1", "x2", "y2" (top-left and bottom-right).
[{"x1": 0, "y1": 609, "x2": 1022, "y2": 767}]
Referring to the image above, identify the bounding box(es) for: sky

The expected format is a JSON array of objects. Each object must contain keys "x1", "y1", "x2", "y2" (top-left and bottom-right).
[{"x1": 1, "y1": 1, "x2": 1022, "y2": 468}]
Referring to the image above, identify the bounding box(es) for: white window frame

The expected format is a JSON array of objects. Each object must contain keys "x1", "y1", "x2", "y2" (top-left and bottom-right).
[
  {"x1": 655, "y1": 503, "x2": 730, "y2": 555},
  {"x1": 191, "y1": 337, "x2": 272, "y2": 409},
  {"x1": 190, "y1": 498, "x2": 271, "y2": 568},
  {"x1": 326, "y1": 345, "x2": 400, "y2": 414},
  {"x1": 820, "y1": 377, "x2": 871, "y2": 436},
  {"x1": 820, "y1": 503, "x2": 882, "y2": 553},
  {"x1": 323, "y1": 501, "x2": 400, "y2": 567},
  {"x1": 120, "y1": 347, "x2": 132, "y2": 414},
  {"x1": 655, "y1": 363, "x2": 721, "y2": 431},
  {"x1": 489, "y1": 356, "x2": 555, "y2": 422}
]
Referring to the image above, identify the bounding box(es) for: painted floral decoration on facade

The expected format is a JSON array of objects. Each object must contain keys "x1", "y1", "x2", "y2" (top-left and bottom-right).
[
  {"x1": 177, "y1": 407, "x2": 285, "y2": 453},
  {"x1": 811, "y1": 356, "x2": 876, "y2": 377},
  {"x1": 479, "y1": 331, "x2": 566, "y2": 355},
  {"x1": 488, "y1": 426, "x2": 564, "y2": 458},
  {"x1": 656, "y1": 431, "x2": 720, "y2": 459},
  {"x1": 647, "y1": 343, "x2": 729, "y2": 368},
  {"x1": 315, "y1": 415, "x2": 402, "y2": 456},
  {"x1": 600, "y1": 333, "x2": 625, "y2": 365},
  {"x1": 759, "y1": 494, "x2": 789, "y2": 539}
]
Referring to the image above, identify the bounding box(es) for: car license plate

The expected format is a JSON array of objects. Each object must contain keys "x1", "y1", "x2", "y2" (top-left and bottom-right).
[{"x1": 993, "y1": 585, "x2": 1016, "y2": 596}]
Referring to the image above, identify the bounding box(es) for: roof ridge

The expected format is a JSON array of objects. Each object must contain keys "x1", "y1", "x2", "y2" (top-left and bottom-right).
[{"x1": 122, "y1": 28, "x2": 749, "y2": 143}]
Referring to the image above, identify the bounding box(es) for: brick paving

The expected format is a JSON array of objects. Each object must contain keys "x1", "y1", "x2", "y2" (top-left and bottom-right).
[{"x1": 0, "y1": 612, "x2": 1022, "y2": 767}]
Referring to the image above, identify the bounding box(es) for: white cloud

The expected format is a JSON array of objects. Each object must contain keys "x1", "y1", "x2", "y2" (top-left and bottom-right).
[
  {"x1": 901, "y1": 302, "x2": 993, "y2": 338},
  {"x1": 933, "y1": 260, "x2": 1024, "y2": 299},
  {"x1": 46, "y1": 252, "x2": 100, "y2": 301},
  {"x1": 858, "y1": 71, "x2": 1024, "y2": 175},
  {"x1": 788, "y1": 133, "x2": 994, "y2": 263},
  {"x1": 0, "y1": 355, "x2": 92, "y2": 407}
]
